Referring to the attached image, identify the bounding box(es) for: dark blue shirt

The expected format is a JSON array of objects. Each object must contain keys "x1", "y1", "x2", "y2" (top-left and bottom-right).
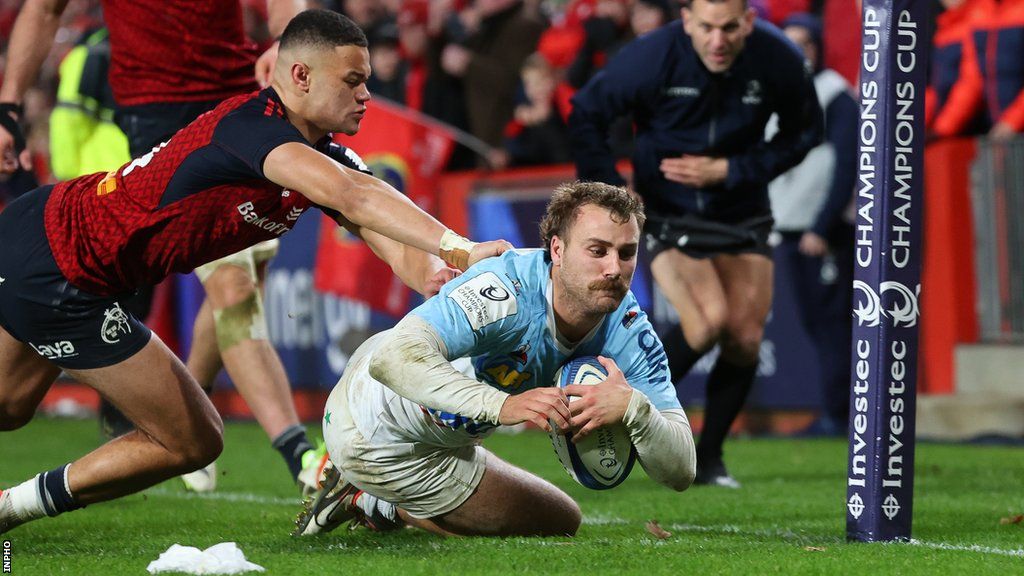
[{"x1": 569, "y1": 20, "x2": 823, "y2": 222}]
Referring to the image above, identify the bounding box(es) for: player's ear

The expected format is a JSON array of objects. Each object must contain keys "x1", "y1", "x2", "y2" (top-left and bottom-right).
[
  {"x1": 291, "y1": 61, "x2": 312, "y2": 92},
  {"x1": 742, "y1": 7, "x2": 756, "y2": 33},
  {"x1": 550, "y1": 235, "x2": 565, "y2": 267},
  {"x1": 681, "y1": 3, "x2": 693, "y2": 34}
]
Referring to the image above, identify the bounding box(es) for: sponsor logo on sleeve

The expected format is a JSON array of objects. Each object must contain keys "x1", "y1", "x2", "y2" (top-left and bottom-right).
[{"x1": 448, "y1": 272, "x2": 518, "y2": 330}]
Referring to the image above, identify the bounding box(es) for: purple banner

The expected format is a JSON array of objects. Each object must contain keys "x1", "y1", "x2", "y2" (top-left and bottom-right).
[{"x1": 847, "y1": 0, "x2": 928, "y2": 541}]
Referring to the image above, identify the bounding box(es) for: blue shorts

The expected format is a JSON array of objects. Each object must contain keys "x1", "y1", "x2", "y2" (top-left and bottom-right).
[{"x1": 0, "y1": 186, "x2": 151, "y2": 369}]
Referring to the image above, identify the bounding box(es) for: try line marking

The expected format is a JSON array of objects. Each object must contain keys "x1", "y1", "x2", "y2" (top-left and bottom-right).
[
  {"x1": 663, "y1": 522, "x2": 1024, "y2": 558},
  {"x1": 141, "y1": 489, "x2": 1024, "y2": 558}
]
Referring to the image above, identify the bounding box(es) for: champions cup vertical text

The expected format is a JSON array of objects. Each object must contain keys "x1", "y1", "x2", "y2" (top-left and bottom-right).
[{"x1": 847, "y1": 0, "x2": 927, "y2": 542}]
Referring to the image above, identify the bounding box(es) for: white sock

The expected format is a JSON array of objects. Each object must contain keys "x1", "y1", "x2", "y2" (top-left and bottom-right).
[
  {"x1": 355, "y1": 492, "x2": 398, "y2": 523},
  {"x1": 6, "y1": 475, "x2": 47, "y2": 522},
  {"x1": 354, "y1": 492, "x2": 377, "y2": 517}
]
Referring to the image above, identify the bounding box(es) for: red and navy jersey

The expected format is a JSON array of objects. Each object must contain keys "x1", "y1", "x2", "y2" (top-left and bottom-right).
[
  {"x1": 43, "y1": 88, "x2": 365, "y2": 296},
  {"x1": 103, "y1": 0, "x2": 259, "y2": 106}
]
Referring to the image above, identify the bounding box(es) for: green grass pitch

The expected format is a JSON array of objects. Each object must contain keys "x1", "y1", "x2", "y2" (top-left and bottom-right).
[{"x1": 2, "y1": 417, "x2": 1022, "y2": 574}]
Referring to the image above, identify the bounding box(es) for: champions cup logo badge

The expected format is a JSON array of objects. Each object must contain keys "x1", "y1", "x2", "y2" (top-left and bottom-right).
[
  {"x1": 852, "y1": 280, "x2": 920, "y2": 327},
  {"x1": 479, "y1": 284, "x2": 510, "y2": 302},
  {"x1": 101, "y1": 303, "x2": 132, "y2": 344}
]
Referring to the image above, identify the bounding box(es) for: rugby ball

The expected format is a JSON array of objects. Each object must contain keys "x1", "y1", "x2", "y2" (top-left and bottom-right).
[{"x1": 549, "y1": 356, "x2": 637, "y2": 490}]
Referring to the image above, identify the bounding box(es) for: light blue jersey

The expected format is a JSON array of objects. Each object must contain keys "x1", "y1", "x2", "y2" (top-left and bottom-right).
[{"x1": 411, "y1": 249, "x2": 679, "y2": 435}]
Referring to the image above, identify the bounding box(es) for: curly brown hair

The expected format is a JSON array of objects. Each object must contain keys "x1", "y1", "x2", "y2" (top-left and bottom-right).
[{"x1": 539, "y1": 181, "x2": 645, "y2": 249}]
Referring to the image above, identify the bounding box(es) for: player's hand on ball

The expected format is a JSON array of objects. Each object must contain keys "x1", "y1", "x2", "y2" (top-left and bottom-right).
[
  {"x1": 498, "y1": 387, "x2": 571, "y2": 433},
  {"x1": 564, "y1": 356, "x2": 633, "y2": 443},
  {"x1": 468, "y1": 239, "x2": 514, "y2": 268}
]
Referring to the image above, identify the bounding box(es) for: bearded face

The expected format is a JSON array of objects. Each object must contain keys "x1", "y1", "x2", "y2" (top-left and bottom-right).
[{"x1": 551, "y1": 205, "x2": 639, "y2": 317}]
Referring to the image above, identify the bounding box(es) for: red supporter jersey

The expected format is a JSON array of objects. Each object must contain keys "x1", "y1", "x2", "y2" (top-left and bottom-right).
[
  {"x1": 103, "y1": 0, "x2": 259, "y2": 106},
  {"x1": 43, "y1": 88, "x2": 366, "y2": 296}
]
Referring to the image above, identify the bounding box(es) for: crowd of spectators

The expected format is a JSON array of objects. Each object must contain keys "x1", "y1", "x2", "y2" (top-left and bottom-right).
[{"x1": 0, "y1": 0, "x2": 1021, "y2": 200}]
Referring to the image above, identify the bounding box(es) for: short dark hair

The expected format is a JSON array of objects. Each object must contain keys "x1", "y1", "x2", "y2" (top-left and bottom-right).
[
  {"x1": 279, "y1": 9, "x2": 368, "y2": 52},
  {"x1": 539, "y1": 181, "x2": 646, "y2": 248}
]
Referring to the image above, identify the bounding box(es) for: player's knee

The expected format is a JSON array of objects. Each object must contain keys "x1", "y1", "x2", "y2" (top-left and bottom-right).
[
  {"x1": 720, "y1": 324, "x2": 764, "y2": 362},
  {"x1": 685, "y1": 323, "x2": 723, "y2": 352},
  {"x1": 171, "y1": 412, "x2": 224, "y2": 471},
  {"x1": 534, "y1": 493, "x2": 581, "y2": 537},
  {"x1": 205, "y1": 268, "x2": 268, "y2": 350},
  {"x1": 0, "y1": 406, "x2": 32, "y2": 431},
  {"x1": 551, "y1": 500, "x2": 582, "y2": 536},
  {"x1": 212, "y1": 292, "x2": 268, "y2": 351},
  {"x1": 180, "y1": 427, "x2": 224, "y2": 471},
  {"x1": 208, "y1": 267, "x2": 258, "y2": 309}
]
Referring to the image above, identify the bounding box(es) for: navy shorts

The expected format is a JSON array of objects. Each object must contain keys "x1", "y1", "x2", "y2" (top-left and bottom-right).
[
  {"x1": 644, "y1": 211, "x2": 774, "y2": 260},
  {"x1": 0, "y1": 186, "x2": 151, "y2": 369},
  {"x1": 115, "y1": 99, "x2": 221, "y2": 157}
]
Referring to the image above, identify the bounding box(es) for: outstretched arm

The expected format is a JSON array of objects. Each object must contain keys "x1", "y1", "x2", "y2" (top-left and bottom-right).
[
  {"x1": 333, "y1": 212, "x2": 456, "y2": 298},
  {"x1": 369, "y1": 315, "x2": 571, "y2": 432},
  {"x1": 264, "y1": 142, "x2": 511, "y2": 270}
]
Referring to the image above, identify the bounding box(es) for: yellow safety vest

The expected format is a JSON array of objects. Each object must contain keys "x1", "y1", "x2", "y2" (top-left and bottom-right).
[{"x1": 49, "y1": 28, "x2": 130, "y2": 180}]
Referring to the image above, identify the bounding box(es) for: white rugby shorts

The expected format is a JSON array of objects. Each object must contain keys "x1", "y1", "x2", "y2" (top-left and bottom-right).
[{"x1": 322, "y1": 338, "x2": 486, "y2": 519}]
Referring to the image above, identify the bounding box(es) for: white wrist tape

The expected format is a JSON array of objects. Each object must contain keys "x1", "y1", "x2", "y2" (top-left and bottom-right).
[{"x1": 439, "y1": 229, "x2": 477, "y2": 271}]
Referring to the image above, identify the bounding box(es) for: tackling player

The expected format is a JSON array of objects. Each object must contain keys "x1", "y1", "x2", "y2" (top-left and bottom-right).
[
  {"x1": 0, "y1": 10, "x2": 510, "y2": 535},
  {"x1": 296, "y1": 181, "x2": 696, "y2": 538},
  {"x1": 0, "y1": 0, "x2": 325, "y2": 494}
]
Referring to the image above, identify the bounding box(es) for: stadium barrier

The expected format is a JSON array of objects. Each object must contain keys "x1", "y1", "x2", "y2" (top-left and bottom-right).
[
  {"x1": 971, "y1": 137, "x2": 1024, "y2": 342},
  {"x1": 34, "y1": 143, "x2": 1020, "y2": 431}
]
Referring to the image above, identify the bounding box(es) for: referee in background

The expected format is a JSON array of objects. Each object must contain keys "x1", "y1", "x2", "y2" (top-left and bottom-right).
[{"x1": 569, "y1": 0, "x2": 822, "y2": 487}]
